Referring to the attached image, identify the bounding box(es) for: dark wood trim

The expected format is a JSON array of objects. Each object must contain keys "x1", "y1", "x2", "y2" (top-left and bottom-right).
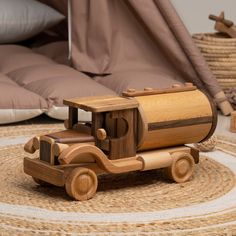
[
  {"x1": 68, "y1": 106, "x2": 78, "y2": 129},
  {"x1": 190, "y1": 146, "x2": 199, "y2": 164},
  {"x1": 199, "y1": 91, "x2": 218, "y2": 142},
  {"x1": 148, "y1": 116, "x2": 213, "y2": 131},
  {"x1": 24, "y1": 158, "x2": 65, "y2": 187},
  {"x1": 54, "y1": 136, "x2": 95, "y2": 144}
]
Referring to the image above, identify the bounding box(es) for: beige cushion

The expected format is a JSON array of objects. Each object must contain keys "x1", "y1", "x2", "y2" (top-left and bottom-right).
[
  {"x1": 0, "y1": 53, "x2": 55, "y2": 74},
  {"x1": 33, "y1": 41, "x2": 70, "y2": 65},
  {"x1": 25, "y1": 75, "x2": 117, "y2": 108},
  {"x1": 0, "y1": 74, "x2": 17, "y2": 85},
  {"x1": 0, "y1": 109, "x2": 44, "y2": 125},
  {"x1": 0, "y1": 45, "x2": 116, "y2": 124},
  {"x1": 0, "y1": 0, "x2": 65, "y2": 43},
  {"x1": 0, "y1": 73, "x2": 47, "y2": 109},
  {"x1": 8, "y1": 64, "x2": 79, "y2": 86},
  {"x1": 96, "y1": 70, "x2": 185, "y2": 95},
  {"x1": 0, "y1": 45, "x2": 32, "y2": 56}
]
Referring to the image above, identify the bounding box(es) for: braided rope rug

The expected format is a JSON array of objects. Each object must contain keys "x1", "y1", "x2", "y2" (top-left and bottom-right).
[
  {"x1": 0, "y1": 123, "x2": 236, "y2": 235},
  {"x1": 0, "y1": 116, "x2": 64, "y2": 138},
  {"x1": 217, "y1": 135, "x2": 236, "y2": 157}
]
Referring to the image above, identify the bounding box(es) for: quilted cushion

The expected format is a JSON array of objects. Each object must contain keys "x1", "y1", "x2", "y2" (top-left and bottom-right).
[
  {"x1": 0, "y1": 74, "x2": 47, "y2": 109},
  {"x1": 33, "y1": 41, "x2": 70, "y2": 65},
  {"x1": 0, "y1": 73, "x2": 47, "y2": 124},
  {"x1": 0, "y1": 53, "x2": 55, "y2": 74},
  {"x1": 8, "y1": 64, "x2": 79, "y2": 86},
  {"x1": 0, "y1": 45, "x2": 116, "y2": 124},
  {"x1": 96, "y1": 69, "x2": 185, "y2": 95}
]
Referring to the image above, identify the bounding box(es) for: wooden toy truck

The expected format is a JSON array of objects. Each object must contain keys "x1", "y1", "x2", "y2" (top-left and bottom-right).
[{"x1": 24, "y1": 84, "x2": 217, "y2": 201}]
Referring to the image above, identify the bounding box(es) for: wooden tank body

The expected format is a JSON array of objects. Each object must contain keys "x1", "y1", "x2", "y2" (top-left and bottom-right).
[{"x1": 133, "y1": 89, "x2": 216, "y2": 151}]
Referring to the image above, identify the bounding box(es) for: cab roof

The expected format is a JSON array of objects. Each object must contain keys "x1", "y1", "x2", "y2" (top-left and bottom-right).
[{"x1": 63, "y1": 96, "x2": 139, "y2": 112}]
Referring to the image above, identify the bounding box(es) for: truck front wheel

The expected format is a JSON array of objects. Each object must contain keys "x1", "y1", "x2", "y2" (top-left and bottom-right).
[
  {"x1": 165, "y1": 152, "x2": 195, "y2": 183},
  {"x1": 65, "y1": 167, "x2": 98, "y2": 201}
]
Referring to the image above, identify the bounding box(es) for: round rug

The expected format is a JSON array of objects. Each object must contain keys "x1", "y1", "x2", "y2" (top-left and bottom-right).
[
  {"x1": 0, "y1": 145, "x2": 235, "y2": 213},
  {"x1": 0, "y1": 144, "x2": 236, "y2": 235},
  {"x1": 217, "y1": 135, "x2": 236, "y2": 157},
  {"x1": 0, "y1": 123, "x2": 64, "y2": 138}
]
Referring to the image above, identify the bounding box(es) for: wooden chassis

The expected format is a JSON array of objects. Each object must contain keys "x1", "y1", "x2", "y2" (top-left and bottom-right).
[{"x1": 24, "y1": 145, "x2": 199, "y2": 187}]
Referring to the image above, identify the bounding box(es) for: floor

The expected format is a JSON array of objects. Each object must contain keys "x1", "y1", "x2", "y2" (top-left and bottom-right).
[{"x1": 0, "y1": 114, "x2": 236, "y2": 235}]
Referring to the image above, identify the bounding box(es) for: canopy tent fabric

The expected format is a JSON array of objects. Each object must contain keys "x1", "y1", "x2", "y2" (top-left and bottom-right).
[{"x1": 41, "y1": 0, "x2": 233, "y2": 115}]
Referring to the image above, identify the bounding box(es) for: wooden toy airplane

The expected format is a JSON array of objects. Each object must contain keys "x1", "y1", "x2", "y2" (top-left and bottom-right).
[{"x1": 209, "y1": 12, "x2": 236, "y2": 38}]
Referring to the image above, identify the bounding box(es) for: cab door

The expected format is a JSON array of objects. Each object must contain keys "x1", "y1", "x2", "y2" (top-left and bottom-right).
[{"x1": 92, "y1": 108, "x2": 137, "y2": 160}]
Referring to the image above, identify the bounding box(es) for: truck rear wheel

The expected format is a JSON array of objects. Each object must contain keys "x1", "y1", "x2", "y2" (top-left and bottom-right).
[
  {"x1": 65, "y1": 167, "x2": 98, "y2": 201},
  {"x1": 165, "y1": 152, "x2": 195, "y2": 183}
]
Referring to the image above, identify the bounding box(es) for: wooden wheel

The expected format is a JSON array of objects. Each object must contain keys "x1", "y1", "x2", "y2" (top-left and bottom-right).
[
  {"x1": 65, "y1": 167, "x2": 98, "y2": 201},
  {"x1": 165, "y1": 152, "x2": 195, "y2": 183},
  {"x1": 32, "y1": 177, "x2": 51, "y2": 186}
]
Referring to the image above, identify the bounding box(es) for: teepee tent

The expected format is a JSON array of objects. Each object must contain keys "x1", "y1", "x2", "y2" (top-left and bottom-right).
[{"x1": 41, "y1": 0, "x2": 233, "y2": 115}]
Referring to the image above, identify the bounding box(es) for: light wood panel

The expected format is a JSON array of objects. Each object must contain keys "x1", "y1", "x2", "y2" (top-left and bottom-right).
[
  {"x1": 138, "y1": 124, "x2": 212, "y2": 151},
  {"x1": 135, "y1": 90, "x2": 212, "y2": 123},
  {"x1": 135, "y1": 89, "x2": 215, "y2": 150},
  {"x1": 64, "y1": 96, "x2": 139, "y2": 112}
]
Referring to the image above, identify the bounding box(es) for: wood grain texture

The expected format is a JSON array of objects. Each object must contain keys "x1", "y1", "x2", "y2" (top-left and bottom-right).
[
  {"x1": 135, "y1": 90, "x2": 214, "y2": 150},
  {"x1": 92, "y1": 112, "x2": 104, "y2": 149},
  {"x1": 148, "y1": 116, "x2": 212, "y2": 131},
  {"x1": 96, "y1": 128, "x2": 107, "y2": 140},
  {"x1": 164, "y1": 152, "x2": 195, "y2": 183},
  {"x1": 68, "y1": 107, "x2": 78, "y2": 129},
  {"x1": 138, "y1": 124, "x2": 212, "y2": 151},
  {"x1": 209, "y1": 12, "x2": 236, "y2": 38},
  {"x1": 24, "y1": 158, "x2": 65, "y2": 187},
  {"x1": 65, "y1": 167, "x2": 98, "y2": 201},
  {"x1": 47, "y1": 129, "x2": 94, "y2": 144},
  {"x1": 209, "y1": 13, "x2": 234, "y2": 27},
  {"x1": 58, "y1": 143, "x2": 142, "y2": 174},
  {"x1": 108, "y1": 109, "x2": 136, "y2": 159},
  {"x1": 200, "y1": 91, "x2": 218, "y2": 142},
  {"x1": 64, "y1": 96, "x2": 139, "y2": 112},
  {"x1": 73, "y1": 123, "x2": 92, "y2": 135},
  {"x1": 122, "y1": 85, "x2": 196, "y2": 97},
  {"x1": 138, "y1": 152, "x2": 172, "y2": 171},
  {"x1": 39, "y1": 136, "x2": 55, "y2": 164},
  {"x1": 24, "y1": 138, "x2": 36, "y2": 154},
  {"x1": 135, "y1": 90, "x2": 212, "y2": 123}
]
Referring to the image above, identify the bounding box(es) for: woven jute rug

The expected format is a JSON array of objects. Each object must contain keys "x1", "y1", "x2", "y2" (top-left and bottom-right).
[
  {"x1": 217, "y1": 135, "x2": 236, "y2": 157},
  {"x1": 0, "y1": 116, "x2": 64, "y2": 138},
  {"x1": 0, "y1": 123, "x2": 236, "y2": 235},
  {"x1": 0, "y1": 142, "x2": 236, "y2": 235}
]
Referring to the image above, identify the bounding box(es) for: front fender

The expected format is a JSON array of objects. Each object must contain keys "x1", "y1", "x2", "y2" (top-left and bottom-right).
[
  {"x1": 58, "y1": 143, "x2": 134, "y2": 174},
  {"x1": 58, "y1": 143, "x2": 97, "y2": 165}
]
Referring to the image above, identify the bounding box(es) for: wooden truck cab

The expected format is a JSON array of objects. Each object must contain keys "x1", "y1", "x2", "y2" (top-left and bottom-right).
[
  {"x1": 64, "y1": 96, "x2": 139, "y2": 160},
  {"x1": 24, "y1": 85, "x2": 216, "y2": 201}
]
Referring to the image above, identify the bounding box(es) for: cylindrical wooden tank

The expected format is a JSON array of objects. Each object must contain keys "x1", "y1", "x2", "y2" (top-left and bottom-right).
[{"x1": 130, "y1": 87, "x2": 217, "y2": 151}]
